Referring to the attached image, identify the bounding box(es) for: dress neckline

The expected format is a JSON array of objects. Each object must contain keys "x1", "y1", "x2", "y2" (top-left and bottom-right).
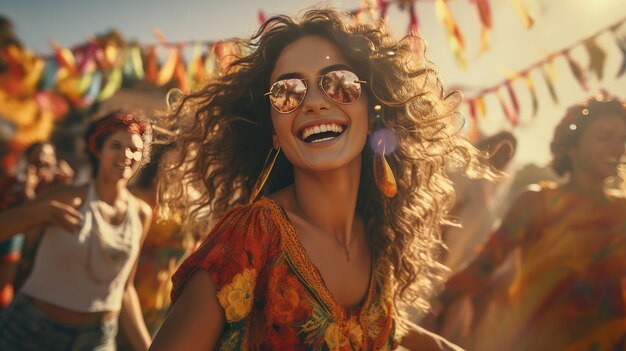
[{"x1": 259, "y1": 197, "x2": 376, "y2": 321}]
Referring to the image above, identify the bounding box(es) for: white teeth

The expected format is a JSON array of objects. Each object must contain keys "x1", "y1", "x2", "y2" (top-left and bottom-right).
[
  {"x1": 311, "y1": 137, "x2": 335, "y2": 143},
  {"x1": 301, "y1": 123, "x2": 345, "y2": 140}
]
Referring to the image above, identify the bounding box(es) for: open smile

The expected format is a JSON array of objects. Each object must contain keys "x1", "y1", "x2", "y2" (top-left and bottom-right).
[{"x1": 299, "y1": 122, "x2": 347, "y2": 144}]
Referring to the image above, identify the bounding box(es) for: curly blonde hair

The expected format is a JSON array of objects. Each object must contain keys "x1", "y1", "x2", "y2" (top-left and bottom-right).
[{"x1": 156, "y1": 8, "x2": 493, "y2": 335}]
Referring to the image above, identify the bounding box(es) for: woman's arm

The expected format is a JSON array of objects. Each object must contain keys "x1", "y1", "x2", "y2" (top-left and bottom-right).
[
  {"x1": 119, "y1": 201, "x2": 152, "y2": 351},
  {"x1": 400, "y1": 320, "x2": 464, "y2": 351},
  {"x1": 441, "y1": 188, "x2": 544, "y2": 301},
  {"x1": 0, "y1": 186, "x2": 83, "y2": 242},
  {"x1": 149, "y1": 270, "x2": 225, "y2": 350}
]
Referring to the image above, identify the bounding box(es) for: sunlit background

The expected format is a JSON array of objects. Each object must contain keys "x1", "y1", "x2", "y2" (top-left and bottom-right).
[{"x1": 3, "y1": 0, "x2": 626, "y2": 168}]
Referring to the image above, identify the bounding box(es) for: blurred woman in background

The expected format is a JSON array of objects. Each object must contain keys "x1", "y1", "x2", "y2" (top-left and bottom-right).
[{"x1": 0, "y1": 111, "x2": 153, "y2": 351}]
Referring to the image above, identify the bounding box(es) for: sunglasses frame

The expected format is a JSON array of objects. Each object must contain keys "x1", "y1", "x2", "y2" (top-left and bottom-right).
[{"x1": 265, "y1": 70, "x2": 367, "y2": 114}]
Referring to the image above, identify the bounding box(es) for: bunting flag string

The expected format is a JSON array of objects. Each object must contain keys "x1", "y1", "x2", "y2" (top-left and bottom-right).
[
  {"x1": 0, "y1": 2, "x2": 623, "y2": 149},
  {"x1": 463, "y1": 16, "x2": 626, "y2": 132}
]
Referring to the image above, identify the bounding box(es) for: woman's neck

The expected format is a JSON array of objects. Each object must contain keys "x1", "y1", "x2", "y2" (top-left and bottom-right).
[
  {"x1": 290, "y1": 161, "x2": 361, "y2": 245},
  {"x1": 564, "y1": 171, "x2": 607, "y2": 198},
  {"x1": 94, "y1": 175, "x2": 128, "y2": 205}
]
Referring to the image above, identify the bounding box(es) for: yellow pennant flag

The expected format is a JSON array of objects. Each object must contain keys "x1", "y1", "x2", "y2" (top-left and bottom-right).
[
  {"x1": 513, "y1": 0, "x2": 536, "y2": 29},
  {"x1": 435, "y1": 0, "x2": 466, "y2": 69},
  {"x1": 97, "y1": 66, "x2": 123, "y2": 102},
  {"x1": 522, "y1": 73, "x2": 538, "y2": 118},
  {"x1": 157, "y1": 47, "x2": 179, "y2": 86}
]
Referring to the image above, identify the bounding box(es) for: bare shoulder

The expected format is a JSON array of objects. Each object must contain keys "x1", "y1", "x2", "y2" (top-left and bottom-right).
[{"x1": 132, "y1": 194, "x2": 153, "y2": 225}]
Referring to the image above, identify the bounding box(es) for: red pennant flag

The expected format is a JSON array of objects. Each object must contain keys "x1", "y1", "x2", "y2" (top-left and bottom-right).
[
  {"x1": 505, "y1": 81, "x2": 520, "y2": 117},
  {"x1": 496, "y1": 88, "x2": 519, "y2": 127},
  {"x1": 377, "y1": 0, "x2": 390, "y2": 23},
  {"x1": 408, "y1": 3, "x2": 419, "y2": 34}
]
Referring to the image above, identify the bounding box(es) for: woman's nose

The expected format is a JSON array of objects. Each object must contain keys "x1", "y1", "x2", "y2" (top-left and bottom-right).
[{"x1": 301, "y1": 82, "x2": 330, "y2": 113}]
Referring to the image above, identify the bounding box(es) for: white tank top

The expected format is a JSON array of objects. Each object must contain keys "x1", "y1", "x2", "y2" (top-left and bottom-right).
[{"x1": 21, "y1": 182, "x2": 143, "y2": 312}]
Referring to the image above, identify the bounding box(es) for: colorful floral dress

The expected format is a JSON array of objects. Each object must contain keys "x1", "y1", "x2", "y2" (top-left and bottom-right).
[
  {"x1": 463, "y1": 185, "x2": 626, "y2": 351},
  {"x1": 172, "y1": 198, "x2": 398, "y2": 350}
]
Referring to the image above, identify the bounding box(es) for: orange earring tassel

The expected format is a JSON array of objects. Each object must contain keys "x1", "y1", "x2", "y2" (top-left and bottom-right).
[{"x1": 373, "y1": 141, "x2": 397, "y2": 198}]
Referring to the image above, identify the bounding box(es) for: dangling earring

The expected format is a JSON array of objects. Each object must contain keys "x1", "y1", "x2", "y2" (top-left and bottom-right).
[
  {"x1": 371, "y1": 105, "x2": 397, "y2": 198},
  {"x1": 248, "y1": 146, "x2": 281, "y2": 204}
]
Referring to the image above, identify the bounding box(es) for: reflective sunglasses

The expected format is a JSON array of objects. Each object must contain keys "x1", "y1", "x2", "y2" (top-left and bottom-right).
[{"x1": 265, "y1": 70, "x2": 366, "y2": 114}]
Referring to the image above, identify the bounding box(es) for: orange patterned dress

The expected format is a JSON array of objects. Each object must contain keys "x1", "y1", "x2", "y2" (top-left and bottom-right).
[
  {"x1": 460, "y1": 185, "x2": 626, "y2": 351},
  {"x1": 172, "y1": 198, "x2": 398, "y2": 350}
]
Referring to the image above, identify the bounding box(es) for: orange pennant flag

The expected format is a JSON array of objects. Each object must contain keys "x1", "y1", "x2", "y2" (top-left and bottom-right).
[
  {"x1": 174, "y1": 48, "x2": 189, "y2": 92},
  {"x1": 476, "y1": 96, "x2": 487, "y2": 118},
  {"x1": 51, "y1": 42, "x2": 78, "y2": 76},
  {"x1": 145, "y1": 46, "x2": 158, "y2": 85}
]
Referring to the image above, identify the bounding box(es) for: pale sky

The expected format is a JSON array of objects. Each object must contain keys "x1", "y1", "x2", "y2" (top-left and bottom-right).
[{"x1": 3, "y1": 0, "x2": 626, "y2": 166}]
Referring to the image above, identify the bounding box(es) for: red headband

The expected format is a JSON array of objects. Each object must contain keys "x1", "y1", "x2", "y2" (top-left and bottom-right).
[{"x1": 87, "y1": 112, "x2": 147, "y2": 155}]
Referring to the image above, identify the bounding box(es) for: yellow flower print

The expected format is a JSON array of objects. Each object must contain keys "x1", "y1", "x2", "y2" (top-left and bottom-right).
[
  {"x1": 217, "y1": 268, "x2": 257, "y2": 322},
  {"x1": 346, "y1": 317, "x2": 364, "y2": 349},
  {"x1": 324, "y1": 322, "x2": 349, "y2": 350}
]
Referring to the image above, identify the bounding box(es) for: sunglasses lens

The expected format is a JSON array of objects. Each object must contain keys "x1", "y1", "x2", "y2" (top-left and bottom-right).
[
  {"x1": 268, "y1": 79, "x2": 307, "y2": 113},
  {"x1": 321, "y1": 70, "x2": 362, "y2": 104}
]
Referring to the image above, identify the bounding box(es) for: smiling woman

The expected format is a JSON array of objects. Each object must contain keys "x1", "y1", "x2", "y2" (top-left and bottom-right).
[
  {"x1": 0, "y1": 111, "x2": 154, "y2": 351},
  {"x1": 150, "y1": 7, "x2": 494, "y2": 351},
  {"x1": 437, "y1": 94, "x2": 626, "y2": 350}
]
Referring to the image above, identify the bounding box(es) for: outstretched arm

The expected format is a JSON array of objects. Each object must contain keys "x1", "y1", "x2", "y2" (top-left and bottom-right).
[
  {"x1": 442, "y1": 188, "x2": 544, "y2": 302},
  {"x1": 0, "y1": 187, "x2": 83, "y2": 242},
  {"x1": 149, "y1": 270, "x2": 225, "y2": 350}
]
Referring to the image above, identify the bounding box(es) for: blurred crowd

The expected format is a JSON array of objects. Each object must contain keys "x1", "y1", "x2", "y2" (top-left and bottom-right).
[{"x1": 1, "y1": 9, "x2": 625, "y2": 351}]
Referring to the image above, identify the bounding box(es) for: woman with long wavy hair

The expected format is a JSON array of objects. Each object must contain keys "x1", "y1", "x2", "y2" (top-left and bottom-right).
[
  {"x1": 150, "y1": 8, "x2": 491, "y2": 350},
  {"x1": 437, "y1": 94, "x2": 626, "y2": 350}
]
